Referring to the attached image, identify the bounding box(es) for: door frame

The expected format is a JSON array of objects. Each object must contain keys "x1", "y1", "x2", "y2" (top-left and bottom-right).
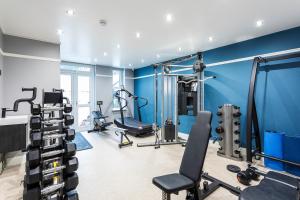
[{"x1": 60, "y1": 66, "x2": 95, "y2": 131}]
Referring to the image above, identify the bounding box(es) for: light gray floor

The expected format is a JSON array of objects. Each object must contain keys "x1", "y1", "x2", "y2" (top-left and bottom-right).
[{"x1": 0, "y1": 131, "x2": 254, "y2": 200}]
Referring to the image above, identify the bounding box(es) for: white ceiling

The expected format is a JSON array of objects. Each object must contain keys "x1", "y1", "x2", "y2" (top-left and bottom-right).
[{"x1": 0, "y1": 0, "x2": 300, "y2": 68}]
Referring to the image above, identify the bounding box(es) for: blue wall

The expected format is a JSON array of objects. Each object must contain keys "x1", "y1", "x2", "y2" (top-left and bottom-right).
[{"x1": 134, "y1": 27, "x2": 300, "y2": 147}]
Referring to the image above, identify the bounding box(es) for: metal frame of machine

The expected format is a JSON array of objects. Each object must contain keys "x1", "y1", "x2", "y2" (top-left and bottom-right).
[
  {"x1": 138, "y1": 52, "x2": 215, "y2": 148},
  {"x1": 246, "y1": 51, "x2": 300, "y2": 166}
]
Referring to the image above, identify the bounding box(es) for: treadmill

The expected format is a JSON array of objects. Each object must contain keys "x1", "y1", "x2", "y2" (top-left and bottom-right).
[{"x1": 114, "y1": 88, "x2": 153, "y2": 137}]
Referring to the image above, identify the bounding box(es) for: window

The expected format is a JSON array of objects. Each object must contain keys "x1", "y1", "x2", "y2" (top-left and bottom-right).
[{"x1": 112, "y1": 70, "x2": 125, "y2": 109}]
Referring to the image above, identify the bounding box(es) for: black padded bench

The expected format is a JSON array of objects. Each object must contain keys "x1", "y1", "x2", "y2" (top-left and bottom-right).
[
  {"x1": 240, "y1": 171, "x2": 300, "y2": 200},
  {"x1": 152, "y1": 111, "x2": 213, "y2": 200}
]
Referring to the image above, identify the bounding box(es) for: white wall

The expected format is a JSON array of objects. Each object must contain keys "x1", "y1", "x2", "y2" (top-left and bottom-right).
[
  {"x1": 3, "y1": 57, "x2": 60, "y2": 115},
  {"x1": 2, "y1": 35, "x2": 60, "y2": 115},
  {"x1": 0, "y1": 27, "x2": 4, "y2": 109}
]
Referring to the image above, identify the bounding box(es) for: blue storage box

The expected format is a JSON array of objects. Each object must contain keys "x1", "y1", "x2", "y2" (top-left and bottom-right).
[
  {"x1": 283, "y1": 135, "x2": 300, "y2": 176},
  {"x1": 264, "y1": 131, "x2": 284, "y2": 171}
]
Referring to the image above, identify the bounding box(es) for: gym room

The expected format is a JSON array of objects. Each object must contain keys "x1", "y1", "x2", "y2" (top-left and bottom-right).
[{"x1": 0, "y1": 0, "x2": 300, "y2": 199}]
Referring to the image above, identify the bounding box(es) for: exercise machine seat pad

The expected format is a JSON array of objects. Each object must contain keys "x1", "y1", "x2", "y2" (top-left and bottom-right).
[
  {"x1": 152, "y1": 173, "x2": 194, "y2": 193},
  {"x1": 239, "y1": 179, "x2": 299, "y2": 200},
  {"x1": 179, "y1": 111, "x2": 212, "y2": 182}
]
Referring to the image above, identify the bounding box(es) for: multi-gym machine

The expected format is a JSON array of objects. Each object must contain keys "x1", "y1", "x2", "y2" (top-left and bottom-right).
[{"x1": 138, "y1": 52, "x2": 215, "y2": 148}]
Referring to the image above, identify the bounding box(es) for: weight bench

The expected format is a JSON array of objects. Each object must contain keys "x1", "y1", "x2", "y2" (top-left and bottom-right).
[
  {"x1": 153, "y1": 111, "x2": 213, "y2": 200},
  {"x1": 153, "y1": 111, "x2": 241, "y2": 200}
]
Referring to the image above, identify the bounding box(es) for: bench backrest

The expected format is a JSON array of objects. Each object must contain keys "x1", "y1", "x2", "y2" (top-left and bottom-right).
[{"x1": 179, "y1": 111, "x2": 212, "y2": 182}]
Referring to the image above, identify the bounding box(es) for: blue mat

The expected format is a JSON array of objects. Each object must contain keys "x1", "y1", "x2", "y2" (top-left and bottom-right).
[{"x1": 73, "y1": 132, "x2": 93, "y2": 151}]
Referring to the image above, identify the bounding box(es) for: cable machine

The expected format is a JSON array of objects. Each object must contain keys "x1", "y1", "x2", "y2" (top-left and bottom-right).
[{"x1": 138, "y1": 52, "x2": 215, "y2": 148}]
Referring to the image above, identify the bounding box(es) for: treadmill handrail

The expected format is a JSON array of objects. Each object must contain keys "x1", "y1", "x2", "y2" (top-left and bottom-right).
[
  {"x1": 137, "y1": 96, "x2": 148, "y2": 109},
  {"x1": 114, "y1": 88, "x2": 148, "y2": 111},
  {"x1": 114, "y1": 92, "x2": 128, "y2": 111}
]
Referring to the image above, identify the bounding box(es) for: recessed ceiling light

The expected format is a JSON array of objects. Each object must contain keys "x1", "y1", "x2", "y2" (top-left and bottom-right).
[
  {"x1": 156, "y1": 54, "x2": 160, "y2": 58},
  {"x1": 57, "y1": 29, "x2": 63, "y2": 35},
  {"x1": 94, "y1": 58, "x2": 98, "y2": 62},
  {"x1": 166, "y1": 13, "x2": 173, "y2": 22},
  {"x1": 103, "y1": 52, "x2": 108, "y2": 56},
  {"x1": 208, "y1": 36, "x2": 213, "y2": 42},
  {"x1": 256, "y1": 20, "x2": 263, "y2": 27},
  {"x1": 178, "y1": 47, "x2": 182, "y2": 52},
  {"x1": 129, "y1": 64, "x2": 132, "y2": 67},
  {"x1": 141, "y1": 59, "x2": 145, "y2": 63},
  {"x1": 136, "y1": 32, "x2": 141, "y2": 38},
  {"x1": 117, "y1": 44, "x2": 120, "y2": 49},
  {"x1": 66, "y1": 9, "x2": 75, "y2": 16},
  {"x1": 99, "y1": 19, "x2": 107, "y2": 26}
]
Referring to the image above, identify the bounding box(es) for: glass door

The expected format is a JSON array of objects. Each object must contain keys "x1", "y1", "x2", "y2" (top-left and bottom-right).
[
  {"x1": 60, "y1": 66, "x2": 94, "y2": 131},
  {"x1": 77, "y1": 75, "x2": 92, "y2": 130}
]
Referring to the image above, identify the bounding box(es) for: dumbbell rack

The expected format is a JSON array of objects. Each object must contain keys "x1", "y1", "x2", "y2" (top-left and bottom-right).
[
  {"x1": 23, "y1": 90, "x2": 79, "y2": 200},
  {"x1": 215, "y1": 104, "x2": 242, "y2": 161}
]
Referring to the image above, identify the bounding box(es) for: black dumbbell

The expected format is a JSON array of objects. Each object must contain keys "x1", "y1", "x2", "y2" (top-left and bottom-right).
[
  {"x1": 27, "y1": 142, "x2": 77, "y2": 168},
  {"x1": 31, "y1": 104, "x2": 73, "y2": 115},
  {"x1": 64, "y1": 190, "x2": 79, "y2": 200},
  {"x1": 234, "y1": 130, "x2": 240, "y2": 135},
  {"x1": 217, "y1": 111, "x2": 222, "y2": 116},
  {"x1": 237, "y1": 170, "x2": 251, "y2": 185},
  {"x1": 25, "y1": 157, "x2": 79, "y2": 185},
  {"x1": 30, "y1": 116, "x2": 42, "y2": 130},
  {"x1": 30, "y1": 129, "x2": 75, "y2": 147},
  {"x1": 64, "y1": 104, "x2": 72, "y2": 113},
  {"x1": 30, "y1": 115, "x2": 74, "y2": 130},
  {"x1": 246, "y1": 166, "x2": 260, "y2": 181},
  {"x1": 233, "y1": 105, "x2": 240, "y2": 109},
  {"x1": 31, "y1": 104, "x2": 41, "y2": 115},
  {"x1": 237, "y1": 166, "x2": 260, "y2": 185},
  {"x1": 234, "y1": 150, "x2": 240, "y2": 155},
  {"x1": 233, "y1": 112, "x2": 241, "y2": 117},
  {"x1": 23, "y1": 172, "x2": 79, "y2": 200},
  {"x1": 234, "y1": 140, "x2": 240, "y2": 144},
  {"x1": 234, "y1": 121, "x2": 240, "y2": 126},
  {"x1": 215, "y1": 126, "x2": 224, "y2": 134}
]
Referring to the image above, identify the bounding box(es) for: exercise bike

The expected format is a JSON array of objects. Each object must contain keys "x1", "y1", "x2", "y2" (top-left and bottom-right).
[{"x1": 88, "y1": 101, "x2": 133, "y2": 148}]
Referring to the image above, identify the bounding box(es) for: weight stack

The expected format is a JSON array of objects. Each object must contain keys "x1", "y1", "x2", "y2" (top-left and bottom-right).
[
  {"x1": 23, "y1": 89, "x2": 79, "y2": 200},
  {"x1": 215, "y1": 104, "x2": 242, "y2": 161},
  {"x1": 164, "y1": 120, "x2": 175, "y2": 142}
]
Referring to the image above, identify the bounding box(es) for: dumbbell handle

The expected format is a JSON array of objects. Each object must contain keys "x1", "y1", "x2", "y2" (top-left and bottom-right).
[
  {"x1": 42, "y1": 165, "x2": 66, "y2": 175},
  {"x1": 41, "y1": 182, "x2": 65, "y2": 195},
  {"x1": 41, "y1": 106, "x2": 67, "y2": 112},
  {"x1": 43, "y1": 119, "x2": 65, "y2": 124},
  {"x1": 41, "y1": 149, "x2": 65, "y2": 158},
  {"x1": 43, "y1": 134, "x2": 67, "y2": 140},
  {"x1": 43, "y1": 130, "x2": 60, "y2": 135},
  {"x1": 43, "y1": 143, "x2": 62, "y2": 150}
]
